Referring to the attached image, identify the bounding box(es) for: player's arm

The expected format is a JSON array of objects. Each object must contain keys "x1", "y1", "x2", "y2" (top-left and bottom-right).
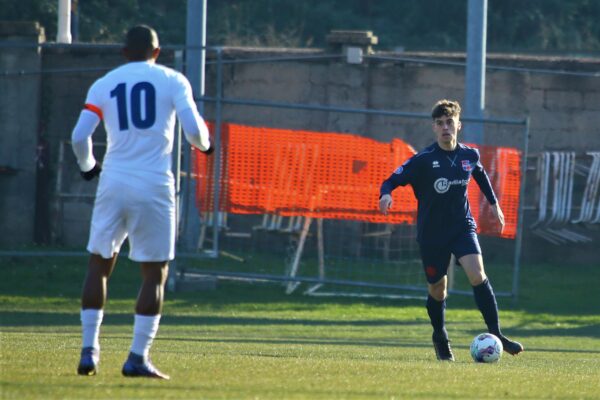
[
  {"x1": 471, "y1": 151, "x2": 505, "y2": 231},
  {"x1": 71, "y1": 106, "x2": 102, "y2": 180},
  {"x1": 172, "y1": 73, "x2": 212, "y2": 153},
  {"x1": 178, "y1": 107, "x2": 212, "y2": 153},
  {"x1": 471, "y1": 150, "x2": 497, "y2": 205},
  {"x1": 379, "y1": 156, "x2": 418, "y2": 215}
]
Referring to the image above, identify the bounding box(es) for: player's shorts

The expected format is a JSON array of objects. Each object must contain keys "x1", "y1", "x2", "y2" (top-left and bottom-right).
[
  {"x1": 418, "y1": 231, "x2": 481, "y2": 284},
  {"x1": 87, "y1": 175, "x2": 175, "y2": 262}
]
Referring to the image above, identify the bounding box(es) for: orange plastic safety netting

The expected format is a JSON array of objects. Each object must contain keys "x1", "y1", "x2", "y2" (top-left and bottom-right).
[
  {"x1": 466, "y1": 144, "x2": 522, "y2": 239},
  {"x1": 194, "y1": 123, "x2": 521, "y2": 238}
]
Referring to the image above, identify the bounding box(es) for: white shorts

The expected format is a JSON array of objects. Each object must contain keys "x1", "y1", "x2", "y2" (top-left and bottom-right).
[{"x1": 87, "y1": 175, "x2": 176, "y2": 262}]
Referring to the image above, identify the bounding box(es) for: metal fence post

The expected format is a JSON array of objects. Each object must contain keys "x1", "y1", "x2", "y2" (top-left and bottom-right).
[
  {"x1": 512, "y1": 117, "x2": 530, "y2": 303},
  {"x1": 210, "y1": 47, "x2": 224, "y2": 258}
]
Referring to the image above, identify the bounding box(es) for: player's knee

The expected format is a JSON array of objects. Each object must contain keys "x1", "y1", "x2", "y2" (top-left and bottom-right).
[
  {"x1": 141, "y1": 261, "x2": 169, "y2": 284},
  {"x1": 159, "y1": 264, "x2": 169, "y2": 283},
  {"x1": 431, "y1": 288, "x2": 447, "y2": 301},
  {"x1": 428, "y1": 281, "x2": 447, "y2": 301},
  {"x1": 467, "y1": 271, "x2": 487, "y2": 286}
]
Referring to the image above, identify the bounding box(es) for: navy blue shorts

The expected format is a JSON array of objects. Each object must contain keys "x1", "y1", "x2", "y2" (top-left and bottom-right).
[{"x1": 419, "y1": 231, "x2": 482, "y2": 284}]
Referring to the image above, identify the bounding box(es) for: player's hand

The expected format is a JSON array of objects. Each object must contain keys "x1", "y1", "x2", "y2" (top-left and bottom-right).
[
  {"x1": 379, "y1": 194, "x2": 392, "y2": 215},
  {"x1": 201, "y1": 144, "x2": 215, "y2": 155},
  {"x1": 490, "y1": 202, "x2": 505, "y2": 233},
  {"x1": 81, "y1": 162, "x2": 102, "y2": 181}
]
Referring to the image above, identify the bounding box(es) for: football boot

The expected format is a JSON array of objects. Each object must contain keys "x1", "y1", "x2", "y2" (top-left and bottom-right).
[{"x1": 122, "y1": 352, "x2": 170, "y2": 380}]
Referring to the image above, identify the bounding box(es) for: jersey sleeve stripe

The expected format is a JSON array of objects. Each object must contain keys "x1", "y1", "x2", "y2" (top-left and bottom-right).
[{"x1": 84, "y1": 103, "x2": 103, "y2": 120}]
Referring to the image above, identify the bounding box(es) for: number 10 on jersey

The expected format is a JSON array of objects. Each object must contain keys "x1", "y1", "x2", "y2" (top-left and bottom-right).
[{"x1": 110, "y1": 82, "x2": 156, "y2": 130}]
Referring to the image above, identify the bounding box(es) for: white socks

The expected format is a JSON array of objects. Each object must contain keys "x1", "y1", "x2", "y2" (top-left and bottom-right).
[
  {"x1": 130, "y1": 314, "x2": 161, "y2": 358},
  {"x1": 81, "y1": 310, "x2": 161, "y2": 358},
  {"x1": 81, "y1": 309, "x2": 104, "y2": 349}
]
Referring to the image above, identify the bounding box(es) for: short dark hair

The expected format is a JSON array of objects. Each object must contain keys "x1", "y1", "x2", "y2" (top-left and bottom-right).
[
  {"x1": 124, "y1": 25, "x2": 159, "y2": 60},
  {"x1": 431, "y1": 99, "x2": 461, "y2": 119}
]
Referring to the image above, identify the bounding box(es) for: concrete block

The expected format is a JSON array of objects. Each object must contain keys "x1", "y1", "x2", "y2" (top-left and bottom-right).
[
  {"x1": 583, "y1": 92, "x2": 600, "y2": 110},
  {"x1": 308, "y1": 64, "x2": 329, "y2": 86},
  {"x1": 62, "y1": 201, "x2": 93, "y2": 223},
  {"x1": 345, "y1": 47, "x2": 363, "y2": 64},
  {"x1": 326, "y1": 30, "x2": 378, "y2": 54},
  {"x1": 326, "y1": 63, "x2": 365, "y2": 88},
  {"x1": 544, "y1": 90, "x2": 583, "y2": 110}
]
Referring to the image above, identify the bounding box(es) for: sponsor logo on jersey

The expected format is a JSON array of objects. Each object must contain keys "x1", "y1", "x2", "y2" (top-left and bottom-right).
[
  {"x1": 434, "y1": 177, "x2": 469, "y2": 194},
  {"x1": 432, "y1": 160, "x2": 440, "y2": 168},
  {"x1": 434, "y1": 178, "x2": 450, "y2": 193},
  {"x1": 462, "y1": 160, "x2": 472, "y2": 171}
]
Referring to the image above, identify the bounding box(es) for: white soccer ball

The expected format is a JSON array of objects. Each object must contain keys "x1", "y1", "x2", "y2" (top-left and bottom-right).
[{"x1": 470, "y1": 333, "x2": 503, "y2": 363}]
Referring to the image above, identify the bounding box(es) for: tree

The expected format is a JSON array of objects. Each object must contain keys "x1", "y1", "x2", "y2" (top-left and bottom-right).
[{"x1": 2, "y1": 0, "x2": 599, "y2": 54}]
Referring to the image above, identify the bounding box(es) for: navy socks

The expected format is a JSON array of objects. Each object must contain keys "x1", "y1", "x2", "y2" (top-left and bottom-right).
[
  {"x1": 427, "y1": 279, "x2": 501, "y2": 340},
  {"x1": 472, "y1": 278, "x2": 502, "y2": 337},
  {"x1": 426, "y1": 295, "x2": 448, "y2": 341}
]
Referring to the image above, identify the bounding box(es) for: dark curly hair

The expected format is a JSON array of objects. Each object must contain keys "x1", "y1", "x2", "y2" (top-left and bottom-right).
[{"x1": 431, "y1": 99, "x2": 461, "y2": 119}]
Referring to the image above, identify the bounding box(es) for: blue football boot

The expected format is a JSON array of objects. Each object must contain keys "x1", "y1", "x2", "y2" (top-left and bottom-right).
[
  {"x1": 77, "y1": 347, "x2": 99, "y2": 376},
  {"x1": 121, "y1": 352, "x2": 170, "y2": 380}
]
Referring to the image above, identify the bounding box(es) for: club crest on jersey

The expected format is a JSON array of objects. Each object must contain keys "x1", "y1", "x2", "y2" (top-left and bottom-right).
[
  {"x1": 393, "y1": 166, "x2": 404, "y2": 174},
  {"x1": 461, "y1": 160, "x2": 472, "y2": 171},
  {"x1": 432, "y1": 160, "x2": 440, "y2": 168}
]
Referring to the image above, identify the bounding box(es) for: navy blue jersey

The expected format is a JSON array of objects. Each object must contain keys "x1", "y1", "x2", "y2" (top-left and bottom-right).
[{"x1": 380, "y1": 142, "x2": 497, "y2": 245}]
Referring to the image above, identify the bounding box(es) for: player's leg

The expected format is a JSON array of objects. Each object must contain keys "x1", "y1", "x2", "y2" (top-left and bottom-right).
[
  {"x1": 457, "y1": 253, "x2": 500, "y2": 331},
  {"x1": 455, "y1": 233, "x2": 524, "y2": 355},
  {"x1": 78, "y1": 253, "x2": 118, "y2": 376},
  {"x1": 78, "y1": 176, "x2": 128, "y2": 376},
  {"x1": 420, "y1": 244, "x2": 454, "y2": 361},
  {"x1": 122, "y1": 261, "x2": 170, "y2": 379},
  {"x1": 81, "y1": 253, "x2": 119, "y2": 308},
  {"x1": 121, "y1": 183, "x2": 174, "y2": 379},
  {"x1": 427, "y1": 276, "x2": 448, "y2": 335}
]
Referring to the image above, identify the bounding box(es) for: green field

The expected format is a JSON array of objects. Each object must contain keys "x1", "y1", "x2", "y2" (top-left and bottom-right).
[{"x1": 1, "y1": 255, "x2": 599, "y2": 399}]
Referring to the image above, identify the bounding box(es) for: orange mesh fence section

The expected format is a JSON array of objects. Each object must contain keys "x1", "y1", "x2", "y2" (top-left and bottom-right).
[
  {"x1": 194, "y1": 124, "x2": 521, "y2": 238},
  {"x1": 195, "y1": 123, "x2": 417, "y2": 223},
  {"x1": 467, "y1": 145, "x2": 522, "y2": 239}
]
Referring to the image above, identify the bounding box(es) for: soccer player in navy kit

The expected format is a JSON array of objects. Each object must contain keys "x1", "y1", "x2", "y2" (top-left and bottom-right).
[{"x1": 379, "y1": 100, "x2": 524, "y2": 361}]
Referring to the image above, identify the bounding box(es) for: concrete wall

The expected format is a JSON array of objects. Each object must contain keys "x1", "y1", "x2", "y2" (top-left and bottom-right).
[
  {"x1": 0, "y1": 22, "x2": 44, "y2": 246},
  {"x1": 214, "y1": 49, "x2": 600, "y2": 153},
  {"x1": 1, "y1": 24, "x2": 599, "y2": 263}
]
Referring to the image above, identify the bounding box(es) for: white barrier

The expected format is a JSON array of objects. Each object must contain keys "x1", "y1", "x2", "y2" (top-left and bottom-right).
[{"x1": 532, "y1": 151, "x2": 600, "y2": 244}]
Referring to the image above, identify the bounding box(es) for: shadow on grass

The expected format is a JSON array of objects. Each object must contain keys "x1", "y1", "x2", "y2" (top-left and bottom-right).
[
  {"x1": 2, "y1": 310, "x2": 599, "y2": 342},
  {"x1": 464, "y1": 323, "x2": 600, "y2": 341},
  {"x1": 0, "y1": 310, "x2": 421, "y2": 328},
  {"x1": 159, "y1": 336, "x2": 600, "y2": 355}
]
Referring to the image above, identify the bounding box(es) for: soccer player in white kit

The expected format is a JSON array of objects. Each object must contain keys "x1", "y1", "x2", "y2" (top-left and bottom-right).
[{"x1": 71, "y1": 25, "x2": 212, "y2": 379}]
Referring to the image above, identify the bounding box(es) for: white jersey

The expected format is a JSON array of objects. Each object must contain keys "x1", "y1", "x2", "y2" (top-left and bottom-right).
[{"x1": 84, "y1": 61, "x2": 197, "y2": 187}]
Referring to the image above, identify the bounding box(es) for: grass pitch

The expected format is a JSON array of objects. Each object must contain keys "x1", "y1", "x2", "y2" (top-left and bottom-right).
[{"x1": 1, "y1": 255, "x2": 599, "y2": 399}]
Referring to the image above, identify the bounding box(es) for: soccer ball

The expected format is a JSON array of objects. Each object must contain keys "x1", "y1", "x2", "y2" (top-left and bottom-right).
[{"x1": 470, "y1": 333, "x2": 503, "y2": 363}]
